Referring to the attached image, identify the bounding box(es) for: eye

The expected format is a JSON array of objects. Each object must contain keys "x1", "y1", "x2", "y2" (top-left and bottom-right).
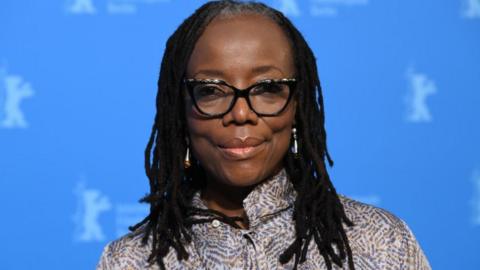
[
  {"x1": 251, "y1": 82, "x2": 284, "y2": 96},
  {"x1": 193, "y1": 84, "x2": 228, "y2": 100}
]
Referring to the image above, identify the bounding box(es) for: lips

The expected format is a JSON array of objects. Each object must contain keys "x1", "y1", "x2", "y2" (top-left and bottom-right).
[{"x1": 218, "y1": 137, "x2": 265, "y2": 160}]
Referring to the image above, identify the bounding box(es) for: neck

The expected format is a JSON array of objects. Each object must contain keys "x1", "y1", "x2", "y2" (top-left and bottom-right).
[{"x1": 201, "y1": 179, "x2": 255, "y2": 229}]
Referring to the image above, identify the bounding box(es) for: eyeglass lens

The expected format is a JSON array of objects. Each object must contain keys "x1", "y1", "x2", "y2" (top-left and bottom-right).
[{"x1": 191, "y1": 81, "x2": 291, "y2": 115}]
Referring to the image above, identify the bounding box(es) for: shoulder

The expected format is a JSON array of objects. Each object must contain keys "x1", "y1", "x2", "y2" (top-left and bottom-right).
[
  {"x1": 96, "y1": 227, "x2": 153, "y2": 270},
  {"x1": 338, "y1": 194, "x2": 404, "y2": 230},
  {"x1": 337, "y1": 194, "x2": 432, "y2": 270},
  {"x1": 337, "y1": 194, "x2": 407, "y2": 250}
]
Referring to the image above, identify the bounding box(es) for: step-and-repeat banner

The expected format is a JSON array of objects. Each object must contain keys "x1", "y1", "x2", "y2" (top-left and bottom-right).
[{"x1": 1, "y1": 0, "x2": 479, "y2": 269}]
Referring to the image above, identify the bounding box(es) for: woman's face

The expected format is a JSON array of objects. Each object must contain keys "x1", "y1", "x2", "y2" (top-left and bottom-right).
[{"x1": 185, "y1": 14, "x2": 296, "y2": 188}]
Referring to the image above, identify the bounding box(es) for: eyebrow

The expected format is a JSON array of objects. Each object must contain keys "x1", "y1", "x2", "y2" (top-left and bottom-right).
[
  {"x1": 192, "y1": 65, "x2": 285, "y2": 78},
  {"x1": 251, "y1": 65, "x2": 285, "y2": 76}
]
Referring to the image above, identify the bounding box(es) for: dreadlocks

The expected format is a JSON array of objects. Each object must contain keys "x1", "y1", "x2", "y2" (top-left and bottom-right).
[{"x1": 129, "y1": 1, "x2": 356, "y2": 269}]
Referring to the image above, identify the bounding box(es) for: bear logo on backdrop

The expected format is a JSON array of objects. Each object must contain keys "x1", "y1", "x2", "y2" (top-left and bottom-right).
[
  {"x1": 309, "y1": 0, "x2": 369, "y2": 17},
  {"x1": 463, "y1": 0, "x2": 480, "y2": 18},
  {"x1": 65, "y1": 0, "x2": 171, "y2": 15},
  {"x1": 405, "y1": 67, "x2": 437, "y2": 123},
  {"x1": 65, "y1": 0, "x2": 97, "y2": 14},
  {"x1": 72, "y1": 179, "x2": 149, "y2": 243},
  {"x1": 275, "y1": 0, "x2": 301, "y2": 16},
  {"x1": 275, "y1": 0, "x2": 369, "y2": 17},
  {"x1": 0, "y1": 66, "x2": 35, "y2": 129},
  {"x1": 107, "y1": 0, "x2": 171, "y2": 15},
  {"x1": 471, "y1": 169, "x2": 480, "y2": 226},
  {"x1": 73, "y1": 181, "x2": 112, "y2": 242}
]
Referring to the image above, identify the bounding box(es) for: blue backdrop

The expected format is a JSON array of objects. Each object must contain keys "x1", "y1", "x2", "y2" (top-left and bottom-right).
[{"x1": 1, "y1": 0, "x2": 479, "y2": 269}]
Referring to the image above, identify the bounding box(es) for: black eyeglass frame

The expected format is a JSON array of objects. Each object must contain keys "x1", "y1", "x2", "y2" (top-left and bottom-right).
[{"x1": 183, "y1": 78, "x2": 297, "y2": 118}]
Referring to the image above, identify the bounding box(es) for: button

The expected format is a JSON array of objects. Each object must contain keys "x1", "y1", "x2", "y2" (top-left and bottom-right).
[{"x1": 211, "y1": 219, "x2": 221, "y2": 228}]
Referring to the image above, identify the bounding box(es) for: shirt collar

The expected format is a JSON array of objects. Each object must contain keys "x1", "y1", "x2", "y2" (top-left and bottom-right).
[{"x1": 190, "y1": 168, "x2": 296, "y2": 228}]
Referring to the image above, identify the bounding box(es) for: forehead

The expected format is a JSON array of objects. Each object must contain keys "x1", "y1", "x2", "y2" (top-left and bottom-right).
[{"x1": 186, "y1": 14, "x2": 295, "y2": 79}]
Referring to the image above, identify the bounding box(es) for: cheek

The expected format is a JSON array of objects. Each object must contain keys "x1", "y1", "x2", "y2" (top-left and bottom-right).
[
  {"x1": 263, "y1": 116, "x2": 294, "y2": 168},
  {"x1": 186, "y1": 111, "x2": 224, "y2": 172},
  {"x1": 187, "y1": 116, "x2": 234, "y2": 183},
  {"x1": 185, "y1": 103, "x2": 211, "y2": 138},
  {"x1": 265, "y1": 102, "x2": 296, "y2": 143},
  {"x1": 186, "y1": 114, "x2": 219, "y2": 154},
  {"x1": 270, "y1": 126, "x2": 292, "y2": 154}
]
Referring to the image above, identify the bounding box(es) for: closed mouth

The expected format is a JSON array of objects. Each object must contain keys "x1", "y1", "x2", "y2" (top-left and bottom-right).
[
  {"x1": 219, "y1": 144, "x2": 265, "y2": 160},
  {"x1": 218, "y1": 138, "x2": 265, "y2": 160}
]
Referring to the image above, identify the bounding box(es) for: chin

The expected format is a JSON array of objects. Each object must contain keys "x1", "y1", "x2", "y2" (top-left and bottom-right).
[
  {"x1": 213, "y1": 166, "x2": 263, "y2": 187},
  {"x1": 220, "y1": 163, "x2": 267, "y2": 188}
]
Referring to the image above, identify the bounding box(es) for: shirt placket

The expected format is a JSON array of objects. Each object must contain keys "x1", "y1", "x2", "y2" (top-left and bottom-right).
[{"x1": 241, "y1": 231, "x2": 269, "y2": 270}]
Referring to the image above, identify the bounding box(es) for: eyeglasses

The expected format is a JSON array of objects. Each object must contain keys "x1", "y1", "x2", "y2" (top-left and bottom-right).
[{"x1": 183, "y1": 78, "x2": 297, "y2": 117}]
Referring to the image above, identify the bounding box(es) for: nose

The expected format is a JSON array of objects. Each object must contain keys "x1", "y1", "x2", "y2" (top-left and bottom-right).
[{"x1": 222, "y1": 96, "x2": 258, "y2": 126}]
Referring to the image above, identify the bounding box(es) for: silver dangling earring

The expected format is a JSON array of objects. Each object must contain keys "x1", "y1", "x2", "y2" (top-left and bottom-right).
[
  {"x1": 184, "y1": 141, "x2": 191, "y2": 169},
  {"x1": 292, "y1": 127, "x2": 299, "y2": 157}
]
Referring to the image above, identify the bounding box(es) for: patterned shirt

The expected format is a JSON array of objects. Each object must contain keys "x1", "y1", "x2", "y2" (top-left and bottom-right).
[{"x1": 97, "y1": 170, "x2": 432, "y2": 269}]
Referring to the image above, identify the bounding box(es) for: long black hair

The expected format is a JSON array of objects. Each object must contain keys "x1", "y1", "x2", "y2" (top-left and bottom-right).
[{"x1": 130, "y1": 1, "x2": 355, "y2": 269}]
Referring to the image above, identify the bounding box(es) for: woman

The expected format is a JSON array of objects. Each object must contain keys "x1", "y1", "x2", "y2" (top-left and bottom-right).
[{"x1": 97, "y1": 1, "x2": 431, "y2": 269}]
